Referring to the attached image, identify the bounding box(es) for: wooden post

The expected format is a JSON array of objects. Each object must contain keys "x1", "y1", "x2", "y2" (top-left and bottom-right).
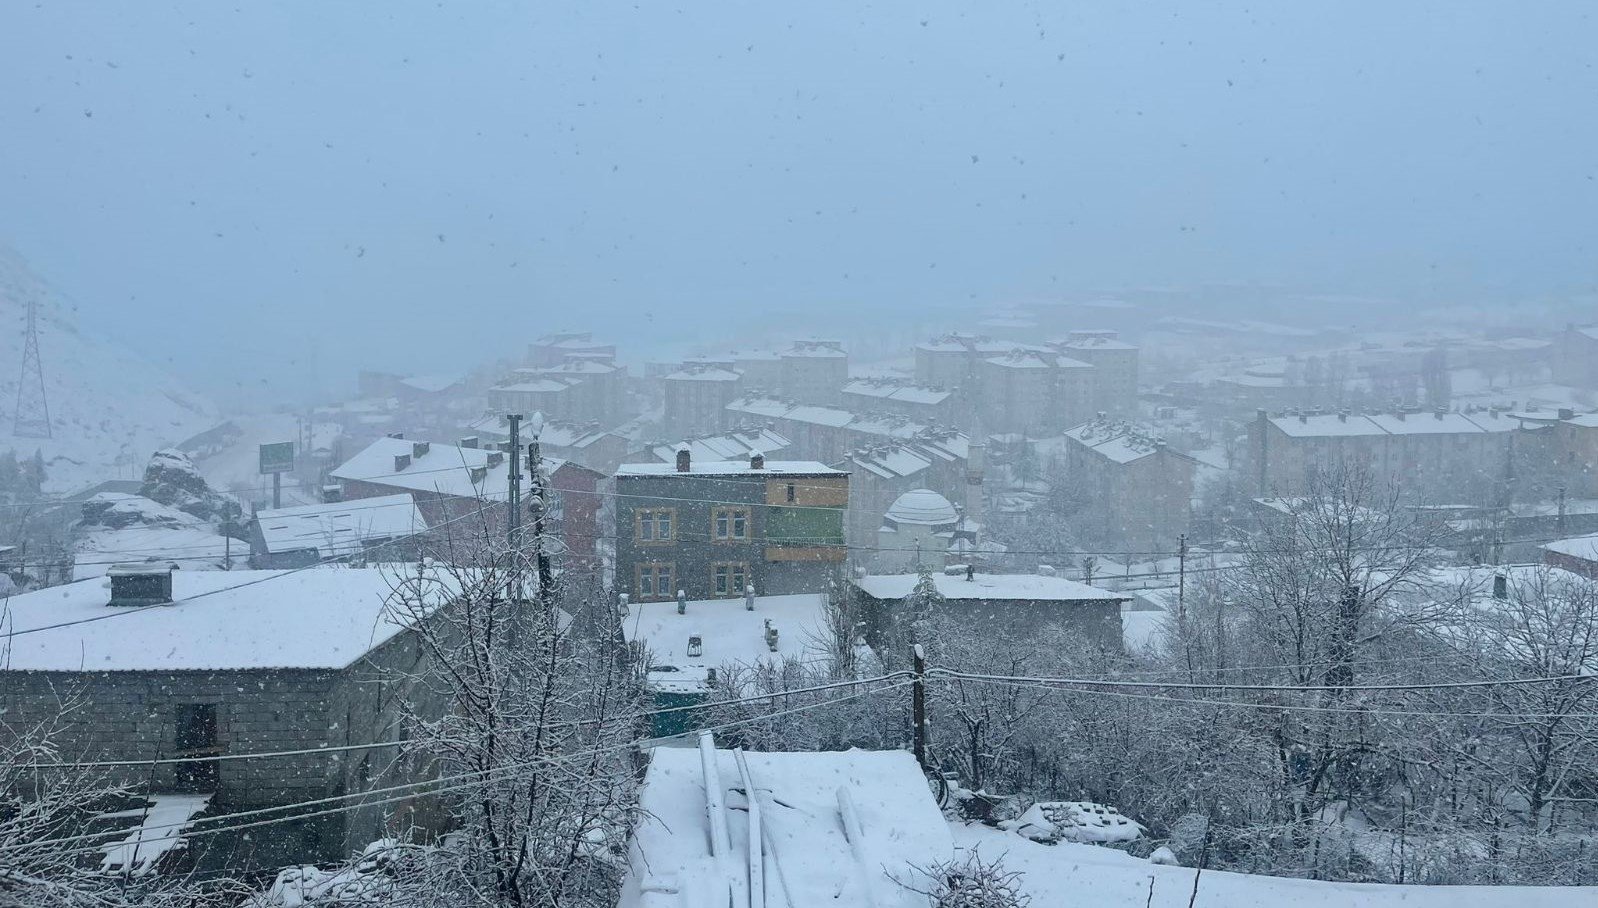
[{"x1": 912, "y1": 644, "x2": 927, "y2": 771}]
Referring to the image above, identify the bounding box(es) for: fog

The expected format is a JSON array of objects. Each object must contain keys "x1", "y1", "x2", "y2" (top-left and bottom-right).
[{"x1": 3, "y1": 1, "x2": 1594, "y2": 399}]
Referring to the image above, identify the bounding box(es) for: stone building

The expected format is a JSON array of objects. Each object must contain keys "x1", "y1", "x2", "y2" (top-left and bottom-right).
[
  {"x1": 979, "y1": 350, "x2": 1096, "y2": 435},
  {"x1": 852, "y1": 570, "x2": 1129, "y2": 650},
  {"x1": 329, "y1": 436, "x2": 605, "y2": 565},
  {"x1": 874, "y1": 488, "x2": 963, "y2": 573},
  {"x1": 0, "y1": 566, "x2": 452, "y2": 866},
  {"x1": 839, "y1": 378, "x2": 958, "y2": 423},
  {"x1": 613, "y1": 451, "x2": 848, "y2": 601},
  {"x1": 527, "y1": 331, "x2": 616, "y2": 369}
]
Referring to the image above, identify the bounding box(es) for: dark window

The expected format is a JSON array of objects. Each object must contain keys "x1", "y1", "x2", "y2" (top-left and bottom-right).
[
  {"x1": 174, "y1": 703, "x2": 219, "y2": 789},
  {"x1": 785, "y1": 483, "x2": 796, "y2": 503}
]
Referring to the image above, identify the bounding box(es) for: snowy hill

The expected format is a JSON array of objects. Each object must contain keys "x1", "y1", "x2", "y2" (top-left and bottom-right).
[{"x1": 0, "y1": 246, "x2": 220, "y2": 493}]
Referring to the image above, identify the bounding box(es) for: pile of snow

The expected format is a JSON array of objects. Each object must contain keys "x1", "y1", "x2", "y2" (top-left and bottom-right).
[
  {"x1": 1008, "y1": 801, "x2": 1145, "y2": 845},
  {"x1": 0, "y1": 246, "x2": 219, "y2": 492},
  {"x1": 952, "y1": 823, "x2": 1595, "y2": 907},
  {"x1": 253, "y1": 840, "x2": 425, "y2": 906},
  {"x1": 72, "y1": 491, "x2": 239, "y2": 580}
]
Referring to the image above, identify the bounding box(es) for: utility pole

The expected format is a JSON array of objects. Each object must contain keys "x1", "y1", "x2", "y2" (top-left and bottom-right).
[
  {"x1": 506, "y1": 414, "x2": 523, "y2": 552},
  {"x1": 1177, "y1": 533, "x2": 1188, "y2": 623},
  {"x1": 527, "y1": 433, "x2": 554, "y2": 611},
  {"x1": 1557, "y1": 486, "x2": 1568, "y2": 537},
  {"x1": 505, "y1": 414, "x2": 522, "y2": 603},
  {"x1": 911, "y1": 644, "x2": 928, "y2": 771}
]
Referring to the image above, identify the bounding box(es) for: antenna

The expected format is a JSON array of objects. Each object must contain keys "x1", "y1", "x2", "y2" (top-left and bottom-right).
[{"x1": 12, "y1": 297, "x2": 52, "y2": 439}]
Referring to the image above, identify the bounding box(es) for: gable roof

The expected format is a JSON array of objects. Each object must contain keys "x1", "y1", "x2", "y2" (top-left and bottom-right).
[
  {"x1": 254, "y1": 494, "x2": 429, "y2": 556},
  {"x1": 0, "y1": 567, "x2": 440, "y2": 671}
]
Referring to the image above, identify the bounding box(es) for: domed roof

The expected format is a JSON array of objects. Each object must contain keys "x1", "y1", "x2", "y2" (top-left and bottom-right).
[{"x1": 885, "y1": 488, "x2": 959, "y2": 527}]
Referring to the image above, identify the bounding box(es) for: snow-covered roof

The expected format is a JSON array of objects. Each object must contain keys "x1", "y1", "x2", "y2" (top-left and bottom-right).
[
  {"x1": 1267, "y1": 410, "x2": 1518, "y2": 438},
  {"x1": 841, "y1": 379, "x2": 953, "y2": 405},
  {"x1": 665, "y1": 367, "x2": 742, "y2": 382},
  {"x1": 1064, "y1": 419, "x2": 1175, "y2": 465},
  {"x1": 397, "y1": 373, "x2": 463, "y2": 394},
  {"x1": 329, "y1": 437, "x2": 571, "y2": 499},
  {"x1": 615, "y1": 460, "x2": 844, "y2": 477},
  {"x1": 624, "y1": 592, "x2": 830, "y2": 687},
  {"x1": 536, "y1": 360, "x2": 618, "y2": 375},
  {"x1": 641, "y1": 428, "x2": 791, "y2": 464},
  {"x1": 853, "y1": 572, "x2": 1129, "y2": 602},
  {"x1": 1542, "y1": 533, "x2": 1598, "y2": 563},
  {"x1": 492, "y1": 378, "x2": 573, "y2": 394},
  {"x1": 885, "y1": 488, "x2": 959, "y2": 526},
  {"x1": 620, "y1": 747, "x2": 950, "y2": 908},
  {"x1": 848, "y1": 445, "x2": 934, "y2": 480},
  {"x1": 254, "y1": 494, "x2": 428, "y2": 556},
  {"x1": 0, "y1": 568, "x2": 436, "y2": 671}
]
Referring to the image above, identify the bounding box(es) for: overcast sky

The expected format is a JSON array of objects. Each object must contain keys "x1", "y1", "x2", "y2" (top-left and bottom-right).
[{"x1": 2, "y1": 1, "x2": 1594, "y2": 397}]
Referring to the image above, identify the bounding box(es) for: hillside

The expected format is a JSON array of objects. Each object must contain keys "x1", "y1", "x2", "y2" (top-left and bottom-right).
[{"x1": 0, "y1": 246, "x2": 219, "y2": 493}]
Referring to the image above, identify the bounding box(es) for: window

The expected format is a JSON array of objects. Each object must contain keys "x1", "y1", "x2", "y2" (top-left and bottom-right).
[
  {"x1": 712, "y1": 561, "x2": 749, "y2": 597},
  {"x1": 635, "y1": 508, "x2": 675, "y2": 543},
  {"x1": 636, "y1": 562, "x2": 676, "y2": 600},
  {"x1": 785, "y1": 482, "x2": 797, "y2": 503},
  {"x1": 174, "y1": 703, "x2": 220, "y2": 788},
  {"x1": 712, "y1": 507, "x2": 749, "y2": 540}
]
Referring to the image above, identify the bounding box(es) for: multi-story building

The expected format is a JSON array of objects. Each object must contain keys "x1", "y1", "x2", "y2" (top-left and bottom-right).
[
  {"x1": 1063, "y1": 418, "x2": 1197, "y2": 551},
  {"x1": 840, "y1": 378, "x2": 958, "y2": 423},
  {"x1": 1054, "y1": 330, "x2": 1139, "y2": 415},
  {"x1": 1248, "y1": 407, "x2": 1520, "y2": 498},
  {"x1": 613, "y1": 451, "x2": 848, "y2": 601},
  {"x1": 528, "y1": 331, "x2": 616, "y2": 369},
  {"x1": 662, "y1": 364, "x2": 743, "y2": 436},
  {"x1": 329, "y1": 435, "x2": 604, "y2": 564},
  {"x1": 779, "y1": 340, "x2": 848, "y2": 404},
  {"x1": 979, "y1": 351, "x2": 1096, "y2": 435},
  {"x1": 1553, "y1": 325, "x2": 1598, "y2": 389}
]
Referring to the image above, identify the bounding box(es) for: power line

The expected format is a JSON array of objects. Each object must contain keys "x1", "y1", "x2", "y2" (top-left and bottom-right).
[
  {"x1": 24, "y1": 671, "x2": 916, "y2": 770},
  {"x1": 926, "y1": 666, "x2": 1598, "y2": 694},
  {"x1": 9, "y1": 679, "x2": 916, "y2": 859},
  {"x1": 933, "y1": 675, "x2": 1598, "y2": 721}
]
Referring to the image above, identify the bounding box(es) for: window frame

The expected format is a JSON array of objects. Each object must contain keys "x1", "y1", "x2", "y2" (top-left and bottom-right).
[
  {"x1": 711, "y1": 561, "x2": 749, "y2": 597},
  {"x1": 635, "y1": 561, "x2": 676, "y2": 601},
  {"x1": 711, "y1": 506, "x2": 750, "y2": 541},
  {"x1": 634, "y1": 507, "x2": 677, "y2": 544}
]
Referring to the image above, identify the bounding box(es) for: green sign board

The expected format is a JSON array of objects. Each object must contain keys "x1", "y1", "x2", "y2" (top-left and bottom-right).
[{"x1": 259, "y1": 441, "x2": 295, "y2": 475}]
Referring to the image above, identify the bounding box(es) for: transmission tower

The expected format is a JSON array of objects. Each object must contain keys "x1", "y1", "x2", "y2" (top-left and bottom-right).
[{"x1": 12, "y1": 298, "x2": 52, "y2": 439}]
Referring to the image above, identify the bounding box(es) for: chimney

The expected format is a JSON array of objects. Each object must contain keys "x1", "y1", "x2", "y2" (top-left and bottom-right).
[
  {"x1": 321, "y1": 484, "x2": 343, "y2": 503},
  {"x1": 469, "y1": 466, "x2": 488, "y2": 484},
  {"x1": 676, "y1": 447, "x2": 691, "y2": 473},
  {"x1": 459, "y1": 436, "x2": 480, "y2": 449},
  {"x1": 764, "y1": 618, "x2": 780, "y2": 652},
  {"x1": 744, "y1": 584, "x2": 756, "y2": 611},
  {"x1": 1493, "y1": 573, "x2": 1508, "y2": 600},
  {"x1": 1337, "y1": 409, "x2": 1348, "y2": 423},
  {"x1": 749, "y1": 450, "x2": 765, "y2": 470},
  {"x1": 413, "y1": 441, "x2": 431, "y2": 458},
  {"x1": 677, "y1": 588, "x2": 687, "y2": 615},
  {"x1": 393, "y1": 453, "x2": 412, "y2": 472},
  {"x1": 387, "y1": 432, "x2": 405, "y2": 440},
  {"x1": 1038, "y1": 564, "x2": 1056, "y2": 577},
  {"x1": 108, "y1": 564, "x2": 174, "y2": 606},
  {"x1": 1558, "y1": 408, "x2": 1576, "y2": 421},
  {"x1": 966, "y1": 563, "x2": 975, "y2": 581},
  {"x1": 486, "y1": 451, "x2": 504, "y2": 468},
  {"x1": 1395, "y1": 410, "x2": 1406, "y2": 421}
]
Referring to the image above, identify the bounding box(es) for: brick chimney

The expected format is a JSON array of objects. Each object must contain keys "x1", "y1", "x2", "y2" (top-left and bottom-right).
[
  {"x1": 413, "y1": 441, "x2": 431, "y2": 458},
  {"x1": 676, "y1": 447, "x2": 691, "y2": 473},
  {"x1": 459, "y1": 436, "x2": 480, "y2": 449},
  {"x1": 393, "y1": 453, "x2": 412, "y2": 472},
  {"x1": 749, "y1": 450, "x2": 765, "y2": 470},
  {"x1": 108, "y1": 564, "x2": 174, "y2": 606}
]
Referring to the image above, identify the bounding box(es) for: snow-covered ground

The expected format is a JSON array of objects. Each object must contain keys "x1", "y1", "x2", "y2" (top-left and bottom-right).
[
  {"x1": 952, "y1": 823, "x2": 1595, "y2": 907},
  {"x1": 0, "y1": 247, "x2": 219, "y2": 493},
  {"x1": 71, "y1": 492, "x2": 239, "y2": 579}
]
